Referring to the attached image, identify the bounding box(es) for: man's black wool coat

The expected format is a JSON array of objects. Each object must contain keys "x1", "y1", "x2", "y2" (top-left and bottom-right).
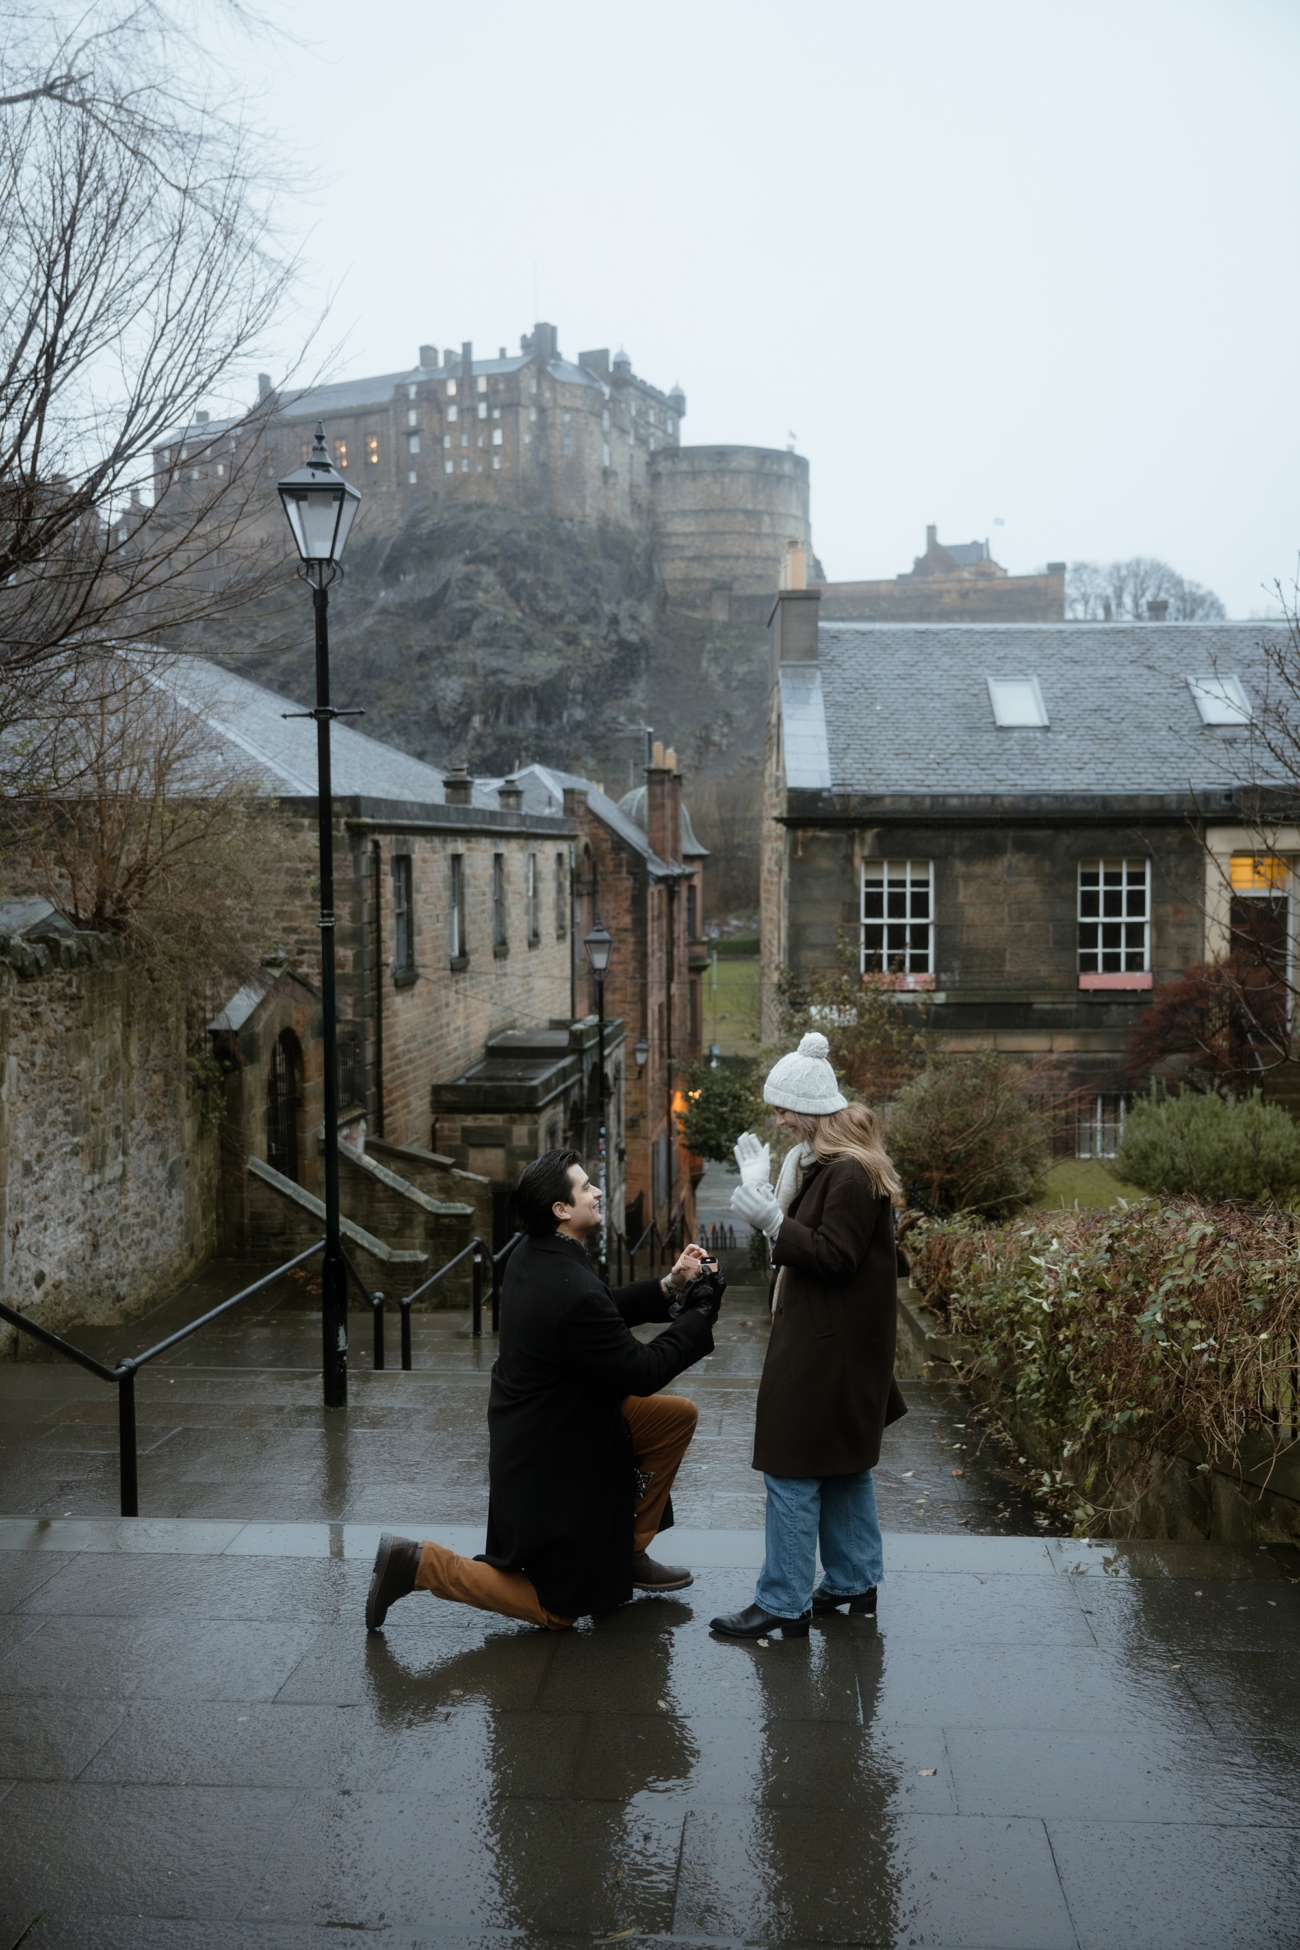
[{"x1": 480, "y1": 1233, "x2": 714, "y2": 1619}]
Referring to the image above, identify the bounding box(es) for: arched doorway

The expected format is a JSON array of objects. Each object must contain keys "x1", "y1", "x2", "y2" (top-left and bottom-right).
[{"x1": 267, "y1": 1030, "x2": 303, "y2": 1182}]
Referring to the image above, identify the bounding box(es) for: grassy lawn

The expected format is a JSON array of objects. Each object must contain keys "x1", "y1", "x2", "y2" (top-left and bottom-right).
[
  {"x1": 1035, "y1": 1158, "x2": 1145, "y2": 1210},
  {"x1": 701, "y1": 953, "x2": 761, "y2": 1056}
]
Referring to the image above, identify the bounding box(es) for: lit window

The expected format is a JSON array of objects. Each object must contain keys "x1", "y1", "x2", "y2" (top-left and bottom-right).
[
  {"x1": 1078, "y1": 859, "x2": 1149, "y2": 975},
  {"x1": 448, "y1": 404, "x2": 458, "y2": 423},
  {"x1": 407, "y1": 433, "x2": 420, "y2": 453},
  {"x1": 366, "y1": 434, "x2": 379, "y2": 464},
  {"x1": 334, "y1": 440, "x2": 348, "y2": 469},
  {"x1": 477, "y1": 375, "x2": 487, "y2": 393},
  {"x1": 446, "y1": 379, "x2": 457, "y2": 397},
  {"x1": 861, "y1": 860, "x2": 932, "y2": 979},
  {"x1": 492, "y1": 853, "x2": 507, "y2": 949},
  {"x1": 392, "y1": 855, "x2": 414, "y2": 972},
  {"x1": 1231, "y1": 854, "x2": 1287, "y2": 892},
  {"x1": 449, "y1": 855, "x2": 467, "y2": 960},
  {"x1": 477, "y1": 401, "x2": 487, "y2": 420},
  {"x1": 445, "y1": 459, "x2": 454, "y2": 474},
  {"x1": 1188, "y1": 674, "x2": 1251, "y2": 725},
  {"x1": 491, "y1": 428, "x2": 502, "y2": 446}
]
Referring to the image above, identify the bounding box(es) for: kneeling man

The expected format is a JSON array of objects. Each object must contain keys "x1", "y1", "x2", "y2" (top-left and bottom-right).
[{"x1": 366, "y1": 1149, "x2": 721, "y2": 1632}]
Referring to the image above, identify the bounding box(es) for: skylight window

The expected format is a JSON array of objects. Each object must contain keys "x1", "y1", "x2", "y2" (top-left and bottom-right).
[
  {"x1": 987, "y1": 676, "x2": 1048, "y2": 727},
  {"x1": 1188, "y1": 675, "x2": 1251, "y2": 725}
]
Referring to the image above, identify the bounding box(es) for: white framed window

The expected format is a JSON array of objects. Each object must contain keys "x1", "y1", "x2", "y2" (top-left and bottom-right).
[
  {"x1": 562, "y1": 434, "x2": 574, "y2": 456},
  {"x1": 461, "y1": 457, "x2": 469, "y2": 471},
  {"x1": 492, "y1": 455, "x2": 501, "y2": 470},
  {"x1": 987, "y1": 676, "x2": 1048, "y2": 727},
  {"x1": 407, "y1": 383, "x2": 417, "y2": 400},
  {"x1": 477, "y1": 401, "x2": 487, "y2": 420},
  {"x1": 444, "y1": 460, "x2": 454, "y2": 474},
  {"x1": 407, "y1": 433, "x2": 420, "y2": 454},
  {"x1": 408, "y1": 469, "x2": 417, "y2": 485},
  {"x1": 1078, "y1": 859, "x2": 1150, "y2": 976},
  {"x1": 861, "y1": 859, "x2": 932, "y2": 979},
  {"x1": 477, "y1": 375, "x2": 487, "y2": 393},
  {"x1": 602, "y1": 443, "x2": 611, "y2": 467},
  {"x1": 448, "y1": 404, "x2": 458, "y2": 423},
  {"x1": 406, "y1": 407, "x2": 418, "y2": 428},
  {"x1": 443, "y1": 434, "x2": 451, "y2": 449},
  {"x1": 1078, "y1": 1094, "x2": 1127, "y2": 1159},
  {"x1": 491, "y1": 427, "x2": 502, "y2": 446},
  {"x1": 1188, "y1": 674, "x2": 1250, "y2": 725},
  {"x1": 446, "y1": 378, "x2": 458, "y2": 398},
  {"x1": 392, "y1": 854, "x2": 414, "y2": 972}
]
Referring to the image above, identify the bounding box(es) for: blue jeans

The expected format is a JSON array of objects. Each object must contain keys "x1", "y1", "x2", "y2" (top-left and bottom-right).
[{"x1": 754, "y1": 1469, "x2": 885, "y2": 1619}]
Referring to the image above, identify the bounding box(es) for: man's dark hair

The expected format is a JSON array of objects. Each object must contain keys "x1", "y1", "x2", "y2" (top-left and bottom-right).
[{"x1": 513, "y1": 1148, "x2": 584, "y2": 1237}]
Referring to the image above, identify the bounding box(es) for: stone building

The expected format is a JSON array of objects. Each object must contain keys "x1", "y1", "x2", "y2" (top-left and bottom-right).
[
  {"x1": 817, "y1": 525, "x2": 1066, "y2": 624},
  {"x1": 140, "y1": 658, "x2": 632, "y2": 1285},
  {"x1": 469, "y1": 747, "x2": 708, "y2": 1249},
  {"x1": 153, "y1": 322, "x2": 814, "y2": 620},
  {"x1": 762, "y1": 592, "x2": 1293, "y2": 1150}
]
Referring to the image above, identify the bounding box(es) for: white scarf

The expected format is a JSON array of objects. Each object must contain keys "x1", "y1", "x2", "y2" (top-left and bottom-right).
[{"x1": 769, "y1": 1142, "x2": 815, "y2": 1315}]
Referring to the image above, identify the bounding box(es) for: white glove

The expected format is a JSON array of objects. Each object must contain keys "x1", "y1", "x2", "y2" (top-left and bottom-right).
[
  {"x1": 733, "y1": 1131, "x2": 772, "y2": 1189},
  {"x1": 731, "y1": 1181, "x2": 783, "y2": 1241}
]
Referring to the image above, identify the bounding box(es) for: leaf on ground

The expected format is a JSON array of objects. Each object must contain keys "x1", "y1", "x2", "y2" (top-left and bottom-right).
[{"x1": 916, "y1": 1768, "x2": 937, "y2": 1776}]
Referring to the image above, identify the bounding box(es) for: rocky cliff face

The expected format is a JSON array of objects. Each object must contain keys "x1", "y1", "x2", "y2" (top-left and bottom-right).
[{"x1": 215, "y1": 501, "x2": 769, "y2": 789}]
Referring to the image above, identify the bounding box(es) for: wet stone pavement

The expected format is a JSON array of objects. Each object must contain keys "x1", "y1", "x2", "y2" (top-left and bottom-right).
[{"x1": 1, "y1": 1254, "x2": 1299, "y2": 1945}]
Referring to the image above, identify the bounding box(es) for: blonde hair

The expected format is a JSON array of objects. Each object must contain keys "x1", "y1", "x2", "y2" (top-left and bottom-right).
[{"x1": 793, "y1": 1102, "x2": 903, "y2": 1203}]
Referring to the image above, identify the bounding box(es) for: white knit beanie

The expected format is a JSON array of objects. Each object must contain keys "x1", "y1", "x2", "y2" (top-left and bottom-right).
[{"x1": 762, "y1": 1031, "x2": 848, "y2": 1115}]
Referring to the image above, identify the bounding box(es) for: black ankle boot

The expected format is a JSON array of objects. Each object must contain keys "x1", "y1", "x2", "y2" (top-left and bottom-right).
[
  {"x1": 709, "y1": 1602, "x2": 811, "y2": 1640},
  {"x1": 811, "y1": 1585, "x2": 877, "y2": 1616}
]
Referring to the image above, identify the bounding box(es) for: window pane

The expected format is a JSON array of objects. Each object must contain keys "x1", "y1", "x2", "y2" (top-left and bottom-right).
[{"x1": 861, "y1": 859, "x2": 932, "y2": 976}]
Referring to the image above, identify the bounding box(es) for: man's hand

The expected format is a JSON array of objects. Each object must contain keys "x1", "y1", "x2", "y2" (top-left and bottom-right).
[{"x1": 664, "y1": 1243, "x2": 708, "y2": 1294}]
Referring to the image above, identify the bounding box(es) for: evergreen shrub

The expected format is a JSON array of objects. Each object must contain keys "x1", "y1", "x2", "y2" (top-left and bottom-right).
[
  {"x1": 1115, "y1": 1089, "x2": 1300, "y2": 1203},
  {"x1": 888, "y1": 1047, "x2": 1051, "y2": 1217}
]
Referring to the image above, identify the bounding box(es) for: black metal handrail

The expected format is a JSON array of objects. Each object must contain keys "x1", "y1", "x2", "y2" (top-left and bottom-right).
[{"x1": 0, "y1": 1240, "x2": 326, "y2": 1518}]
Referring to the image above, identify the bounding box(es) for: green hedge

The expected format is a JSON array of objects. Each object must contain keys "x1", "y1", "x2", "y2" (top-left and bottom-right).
[{"x1": 911, "y1": 1201, "x2": 1300, "y2": 1529}]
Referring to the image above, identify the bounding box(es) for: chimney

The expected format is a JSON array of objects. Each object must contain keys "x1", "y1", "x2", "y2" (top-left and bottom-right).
[
  {"x1": 419, "y1": 344, "x2": 437, "y2": 368},
  {"x1": 257, "y1": 373, "x2": 272, "y2": 401},
  {"x1": 579, "y1": 348, "x2": 611, "y2": 380},
  {"x1": 443, "y1": 763, "x2": 473, "y2": 805},
  {"x1": 1147, "y1": 599, "x2": 1169, "y2": 622},
  {"x1": 925, "y1": 523, "x2": 938, "y2": 552},
  {"x1": 462, "y1": 341, "x2": 473, "y2": 386},
  {"x1": 768, "y1": 581, "x2": 822, "y2": 686},
  {"x1": 194, "y1": 409, "x2": 210, "y2": 426},
  {"x1": 532, "y1": 322, "x2": 559, "y2": 363},
  {"x1": 498, "y1": 778, "x2": 524, "y2": 813},
  {"x1": 561, "y1": 784, "x2": 588, "y2": 819},
  {"x1": 644, "y1": 748, "x2": 677, "y2": 862},
  {"x1": 780, "y1": 540, "x2": 807, "y2": 591},
  {"x1": 1045, "y1": 561, "x2": 1067, "y2": 622}
]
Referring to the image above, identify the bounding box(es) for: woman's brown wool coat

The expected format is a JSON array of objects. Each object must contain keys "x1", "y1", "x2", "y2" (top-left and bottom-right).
[{"x1": 753, "y1": 1154, "x2": 906, "y2": 1478}]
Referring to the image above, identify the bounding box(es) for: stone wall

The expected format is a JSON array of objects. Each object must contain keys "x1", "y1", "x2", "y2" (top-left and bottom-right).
[
  {"x1": 0, "y1": 932, "x2": 218, "y2": 1355},
  {"x1": 650, "y1": 446, "x2": 812, "y2": 618}
]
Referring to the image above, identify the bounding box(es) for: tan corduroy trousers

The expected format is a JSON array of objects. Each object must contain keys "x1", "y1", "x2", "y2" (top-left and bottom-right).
[{"x1": 414, "y1": 1392, "x2": 699, "y2": 1629}]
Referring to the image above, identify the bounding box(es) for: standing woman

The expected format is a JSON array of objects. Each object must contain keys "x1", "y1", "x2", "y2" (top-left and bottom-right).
[{"x1": 715, "y1": 1031, "x2": 906, "y2": 1639}]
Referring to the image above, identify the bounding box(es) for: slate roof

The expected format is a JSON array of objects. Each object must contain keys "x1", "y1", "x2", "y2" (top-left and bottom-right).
[
  {"x1": 786, "y1": 622, "x2": 1292, "y2": 799},
  {"x1": 136, "y1": 656, "x2": 452, "y2": 802},
  {"x1": 494, "y1": 763, "x2": 681, "y2": 873}
]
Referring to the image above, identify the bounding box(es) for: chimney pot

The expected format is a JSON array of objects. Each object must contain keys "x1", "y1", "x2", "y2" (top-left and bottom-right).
[
  {"x1": 664, "y1": 747, "x2": 677, "y2": 773},
  {"x1": 498, "y1": 779, "x2": 524, "y2": 812},
  {"x1": 651, "y1": 739, "x2": 665, "y2": 769},
  {"x1": 443, "y1": 764, "x2": 473, "y2": 805}
]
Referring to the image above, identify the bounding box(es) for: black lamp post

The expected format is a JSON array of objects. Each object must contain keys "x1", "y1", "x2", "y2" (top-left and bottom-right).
[
  {"x1": 583, "y1": 918, "x2": 614, "y2": 1279},
  {"x1": 277, "y1": 424, "x2": 361, "y2": 1409}
]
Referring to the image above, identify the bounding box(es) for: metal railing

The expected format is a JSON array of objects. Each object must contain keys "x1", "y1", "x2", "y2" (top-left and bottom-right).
[
  {"x1": 0, "y1": 1241, "x2": 326, "y2": 1518},
  {"x1": 696, "y1": 1222, "x2": 737, "y2": 1252},
  {"x1": 355, "y1": 1231, "x2": 525, "y2": 1367},
  {"x1": 612, "y1": 1213, "x2": 689, "y2": 1287}
]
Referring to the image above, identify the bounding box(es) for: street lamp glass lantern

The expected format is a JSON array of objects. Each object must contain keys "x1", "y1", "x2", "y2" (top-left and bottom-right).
[
  {"x1": 277, "y1": 422, "x2": 362, "y2": 565},
  {"x1": 583, "y1": 918, "x2": 614, "y2": 975},
  {"x1": 634, "y1": 1036, "x2": 650, "y2": 1072}
]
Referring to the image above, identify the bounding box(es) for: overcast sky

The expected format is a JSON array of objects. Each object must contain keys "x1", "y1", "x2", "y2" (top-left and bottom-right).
[{"x1": 250, "y1": 0, "x2": 1300, "y2": 617}]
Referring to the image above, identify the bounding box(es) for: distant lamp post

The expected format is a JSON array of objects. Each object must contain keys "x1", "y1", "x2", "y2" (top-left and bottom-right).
[
  {"x1": 584, "y1": 918, "x2": 614, "y2": 1279},
  {"x1": 277, "y1": 424, "x2": 362, "y2": 1410}
]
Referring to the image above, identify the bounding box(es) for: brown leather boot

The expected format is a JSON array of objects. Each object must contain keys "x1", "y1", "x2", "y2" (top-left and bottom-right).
[
  {"x1": 365, "y1": 1532, "x2": 422, "y2": 1630},
  {"x1": 631, "y1": 1551, "x2": 693, "y2": 1592}
]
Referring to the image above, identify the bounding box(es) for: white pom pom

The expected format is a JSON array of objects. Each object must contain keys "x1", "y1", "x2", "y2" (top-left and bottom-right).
[{"x1": 797, "y1": 1032, "x2": 830, "y2": 1060}]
